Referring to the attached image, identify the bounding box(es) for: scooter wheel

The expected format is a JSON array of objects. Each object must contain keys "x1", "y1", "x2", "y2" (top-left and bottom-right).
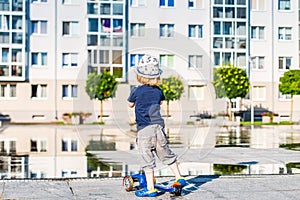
[
  {"x1": 123, "y1": 175, "x2": 134, "y2": 191},
  {"x1": 172, "y1": 182, "x2": 182, "y2": 196}
]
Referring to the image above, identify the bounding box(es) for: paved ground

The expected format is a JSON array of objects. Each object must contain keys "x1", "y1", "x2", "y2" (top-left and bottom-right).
[
  {"x1": 1, "y1": 147, "x2": 300, "y2": 199},
  {"x1": 1, "y1": 174, "x2": 300, "y2": 200}
]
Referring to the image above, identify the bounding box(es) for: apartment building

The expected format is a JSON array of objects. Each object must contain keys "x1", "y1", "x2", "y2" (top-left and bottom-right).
[{"x1": 0, "y1": 0, "x2": 299, "y2": 124}]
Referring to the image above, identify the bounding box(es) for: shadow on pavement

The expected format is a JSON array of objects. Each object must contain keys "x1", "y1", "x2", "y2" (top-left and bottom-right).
[
  {"x1": 153, "y1": 175, "x2": 220, "y2": 197},
  {"x1": 181, "y1": 175, "x2": 220, "y2": 196}
]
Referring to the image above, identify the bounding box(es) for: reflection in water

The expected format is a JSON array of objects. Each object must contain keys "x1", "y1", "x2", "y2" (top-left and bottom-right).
[
  {"x1": 286, "y1": 162, "x2": 300, "y2": 174},
  {"x1": 0, "y1": 124, "x2": 300, "y2": 179},
  {"x1": 213, "y1": 164, "x2": 247, "y2": 175},
  {"x1": 215, "y1": 126, "x2": 250, "y2": 147},
  {"x1": 280, "y1": 143, "x2": 300, "y2": 151}
]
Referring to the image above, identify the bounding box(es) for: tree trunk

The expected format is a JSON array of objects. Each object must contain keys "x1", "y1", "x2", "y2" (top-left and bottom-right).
[
  {"x1": 290, "y1": 95, "x2": 293, "y2": 123},
  {"x1": 100, "y1": 100, "x2": 103, "y2": 123},
  {"x1": 166, "y1": 101, "x2": 170, "y2": 119},
  {"x1": 228, "y1": 99, "x2": 232, "y2": 121}
]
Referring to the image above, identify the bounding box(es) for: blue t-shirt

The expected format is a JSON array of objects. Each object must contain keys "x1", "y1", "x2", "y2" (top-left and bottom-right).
[{"x1": 128, "y1": 85, "x2": 165, "y2": 131}]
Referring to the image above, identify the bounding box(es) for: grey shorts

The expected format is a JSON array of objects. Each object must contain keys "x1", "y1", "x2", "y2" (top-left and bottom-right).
[{"x1": 137, "y1": 124, "x2": 177, "y2": 169}]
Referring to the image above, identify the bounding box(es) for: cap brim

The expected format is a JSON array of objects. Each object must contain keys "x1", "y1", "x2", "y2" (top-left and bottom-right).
[{"x1": 134, "y1": 66, "x2": 163, "y2": 78}]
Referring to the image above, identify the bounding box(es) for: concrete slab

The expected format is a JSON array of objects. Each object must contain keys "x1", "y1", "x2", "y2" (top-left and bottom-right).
[
  {"x1": 0, "y1": 175, "x2": 300, "y2": 200},
  {"x1": 1, "y1": 181, "x2": 73, "y2": 200}
]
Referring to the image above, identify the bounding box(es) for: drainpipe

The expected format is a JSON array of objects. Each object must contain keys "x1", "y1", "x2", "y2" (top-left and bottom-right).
[
  {"x1": 54, "y1": 0, "x2": 58, "y2": 120},
  {"x1": 271, "y1": 0, "x2": 275, "y2": 113},
  {"x1": 248, "y1": 0, "x2": 254, "y2": 125}
]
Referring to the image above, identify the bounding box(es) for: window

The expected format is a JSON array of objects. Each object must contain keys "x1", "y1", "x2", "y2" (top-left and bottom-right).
[
  {"x1": 61, "y1": 170, "x2": 78, "y2": 178},
  {"x1": 31, "y1": 52, "x2": 47, "y2": 67},
  {"x1": 160, "y1": 54, "x2": 174, "y2": 67},
  {"x1": 113, "y1": 19, "x2": 123, "y2": 33},
  {"x1": 225, "y1": 0, "x2": 234, "y2": 5},
  {"x1": 278, "y1": 27, "x2": 292, "y2": 40},
  {"x1": 251, "y1": 0, "x2": 265, "y2": 10},
  {"x1": 30, "y1": 139, "x2": 47, "y2": 152},
  {"x1": 62, "y1": 85, "x2": 78, "y2": 99},
  {"x1": 0, "y1": 84, "x2": 16, "y2": 98},
  {"x1": 30, "y1": 171, "x2": 46, "y2": 179},
  {"x1": 62, "y1": 0, "x2": 80, "y2": 4},
  {"x1": 160, "y1": 0, "x2": 174, "y2": 7},
  {"x1": 188, "y1": 55, "x2": 202, "y2": 68},
  {"x1": 223, "y1": 22, "x2": 233, "y2": 35},
  {"x1": 278, "y1": 0, "x2": 290, "y2": 10},
  {"x1": 31, "y1": 84, "x2": 47, "y2": 99},
  {"x1": 101, "y1": 18, "x2": 111, "y2": 33},
  {"x1": 130, "y1": 54, "x2": 144, "y2": 67},
  {"x1": 130, "y1": 0, "x2": 146, "y2": 7},
  {"x1": 12, "y1": 16, "x2": 22, "y2": 30},
  {"x1": 31, "y1": 0, "x2": 47, "y2": 3},
  {"x1": 214, "y1": 52, "x2": 221, "y2": 66},
  {"x1": 0, "y1": 140, "x2": 16, "y2": 154},
  {"x1": 213, "y1": 7, "x2": 223, "y2": 18},
  {"x1": 236, "y1": 22, "x2": 246, "y2": 36},
  {"x1": 188, "y1": 85, "x2": 204, "y2": 100},
  {"x1": 88, "y1": 49, "x2": 124, "y2": 78},
  {"x1": 278, "y1": 57, "x2": 291, "y2": 70},
  {"x1": 71, "y1": 140, "x2": 77, "y2": 151},
  {"x1": 113, "y1": 3, "x2": 123, "y2": 15},
  {"x1": 62, "y1": 53, "x2": 78, "y2": 67},
  {"x1": 251, "y1": 26, "x2": 264, "y2": 40},
  {"x1": 1, "y1": 48, "x2": 9, "y2": 63},
  {"x1": 214, "y1": 0, "x2": 223, "y2": 4},
  {"x1": 62, "y1": 21, "x2": 79, "y2": 36},
  {"x1": 213, "y1": 22, "x2": 221, "y2": 35},
  {"x1": 237, "y1": 0, "x2": 246, "y2": 5},
  {"x1": 100, "y1": 18, "x2": 123, "y2": 33},
  {"x1": 237, "y1": 53, "x2": 246, "y2": 67},
  {"x1": 31, "y1": 20, "x2": 47, "y2": 35},
  {"x1": 236, "y1": 8, "x2": 246, "y2": 18},
  {"x1": 88, "y1": 19, "x2": 98, "y2": 32},
  {"x1": 159, "y1": 24, "x2": 174, "y2": 38},
  {"x1": 188, "y1": 25, "x2": 203, "y2": 38},
  {"x1": 188, "y1": 0, "x2": 204, "y2": 8},
  {"x1": 130, "y1": 23, "x2": 145, "y2": 37},
  {"x1": 278, "y1": 90, "x2": 291, "y2": 100},
  {"x1": 251, "y1": 56, "x2": 265, "y2": 70},
  {"x1": 62, "y1": 139, "x2": 78, "y2": 152},
  {"x1": 252, "y1": 86, "x2": 266, "y2": 101}
]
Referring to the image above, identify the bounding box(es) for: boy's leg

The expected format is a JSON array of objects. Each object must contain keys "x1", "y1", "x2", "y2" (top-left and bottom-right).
[
  {"x1": 169, "y1": 162, "x2": 181, "y2": 179},
  {"x1": 169, "y1": 162, "x2": 186, "y2": 186},
  {"x1": 135, "y1": 125, "x2": 158, "y2": 197},
  {"x1": 155, "y1": 125, "x2": 186, "y2": 186},
  {"x1": 144, "y1": 168, "x2": 155, "y2": 190}
]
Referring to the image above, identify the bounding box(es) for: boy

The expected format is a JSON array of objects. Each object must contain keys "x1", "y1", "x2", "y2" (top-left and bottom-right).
[{"x1": 128, "y1": 54, "x2": 186, "y2": 197}]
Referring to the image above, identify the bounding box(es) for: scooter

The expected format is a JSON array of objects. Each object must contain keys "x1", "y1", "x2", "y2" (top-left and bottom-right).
[{"x1": 122, "y1": 171, "x2": 183, "y2": 196}]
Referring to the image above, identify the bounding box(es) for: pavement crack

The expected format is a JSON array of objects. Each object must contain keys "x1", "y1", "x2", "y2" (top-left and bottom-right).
[
  {"x1": 67, "y1": 181, "x2": 76, "y2": 200},
  {"x1": 0, "y1": 182, "x2": 5, "y2": 199}
]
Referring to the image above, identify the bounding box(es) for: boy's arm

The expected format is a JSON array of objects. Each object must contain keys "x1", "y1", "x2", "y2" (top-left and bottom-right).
[{"x1": 128, "y1": 102, "x2": 135, "y2": 108}]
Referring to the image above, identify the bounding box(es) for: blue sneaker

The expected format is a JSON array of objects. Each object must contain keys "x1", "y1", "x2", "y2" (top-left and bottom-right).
[
  {"x1": 175, "y1": 177, "x2": 187, "y2": 187},
  {"x1": 135, "y1": 188, "x2": 158, "y2": 197}
]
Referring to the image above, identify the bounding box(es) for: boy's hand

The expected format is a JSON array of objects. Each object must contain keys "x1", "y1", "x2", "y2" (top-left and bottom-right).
[{"x1": 128, "y1": 102, "x2": 135, "y2": 108}]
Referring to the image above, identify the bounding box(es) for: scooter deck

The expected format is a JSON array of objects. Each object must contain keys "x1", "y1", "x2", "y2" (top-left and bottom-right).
[
  {"x1": 123, "y1": 174, "x2": 183, "y2": 196},
  {"x1": 154, "y1": 182, "x2": 180, "y2": 193}
]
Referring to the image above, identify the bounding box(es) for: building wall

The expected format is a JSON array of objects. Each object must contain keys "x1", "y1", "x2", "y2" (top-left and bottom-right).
[{"x1": 0, "y1": 0, "x2": 300, "y2": 123}]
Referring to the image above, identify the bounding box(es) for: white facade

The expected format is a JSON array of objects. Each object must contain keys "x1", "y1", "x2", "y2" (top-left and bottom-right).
[
  {"x1": 0, "y1": 0, "x2": 299, "y2": 124},
  {"x1": 0, "y1": 125, "x2": 87, "y2": 179}
]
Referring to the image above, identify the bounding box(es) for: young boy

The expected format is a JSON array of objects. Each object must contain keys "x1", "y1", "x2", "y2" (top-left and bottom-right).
[{"x1": 128, "y1": 54, "x2": 186, "y2": 197}]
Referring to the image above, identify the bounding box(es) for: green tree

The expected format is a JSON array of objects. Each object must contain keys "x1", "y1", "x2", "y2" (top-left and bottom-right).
[
  {"x1": 213, "y1": 65, "x2": 250, "y2": 120},
  {"x1": 159, "y1": 76, "x2": 184, "y2": 119},
  {"x1": 85, "y1": 71, "x2": 118, "y2": 123},
  {"x1": 279, "y1": 70, "x2": 300, "y2": 123}
]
